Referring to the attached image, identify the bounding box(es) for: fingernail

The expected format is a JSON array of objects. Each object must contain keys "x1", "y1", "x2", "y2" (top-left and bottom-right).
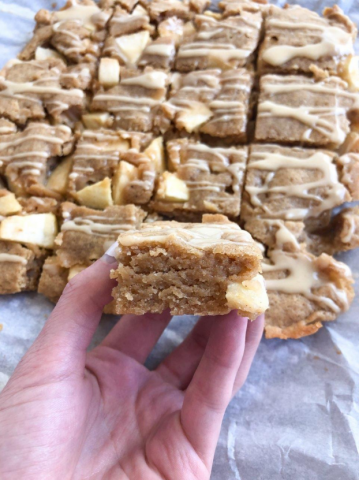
[{"x1": 102, "y1": 242, "x2": 118, "y2": 264}]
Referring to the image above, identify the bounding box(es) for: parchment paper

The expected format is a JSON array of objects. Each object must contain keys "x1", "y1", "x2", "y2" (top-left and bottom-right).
[{"x1": 0, "y1": 1, "x2": 358, "y2": 478}]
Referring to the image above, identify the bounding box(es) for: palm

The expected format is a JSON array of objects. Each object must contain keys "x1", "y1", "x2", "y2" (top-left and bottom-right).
[
  {"x1": 0, "y1": 258, "x2": 264, "y2": 480},
  {"x1": 76, "y1": 347, "x2": 207, "y2": 479}
]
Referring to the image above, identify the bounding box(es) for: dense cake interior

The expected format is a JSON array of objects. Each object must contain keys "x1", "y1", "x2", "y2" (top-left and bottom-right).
[{"x1": 112, "y1": 217, "x2": 268, "y2": 318}]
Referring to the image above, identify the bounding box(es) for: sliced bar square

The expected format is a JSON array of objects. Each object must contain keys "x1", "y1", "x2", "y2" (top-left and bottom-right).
[{"x1": 111, "y1": 214, "x2": 268, "y2": 318}]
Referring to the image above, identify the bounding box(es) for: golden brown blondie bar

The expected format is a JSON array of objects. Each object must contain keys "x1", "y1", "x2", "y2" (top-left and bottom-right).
[
  {"x1": 151, "y1": 139, "x2": 247, "y2": 220},
  {"x1": 111, "y1": 214, "x2": 268, "y2": 318}
]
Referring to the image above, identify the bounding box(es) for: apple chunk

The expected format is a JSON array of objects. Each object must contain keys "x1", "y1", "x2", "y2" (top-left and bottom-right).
[
  {"x1": 76, "y1": 177, "x2": 113, "y2": 209},
  {"x1": 144, "y1": 137, "x2": 165, "y2": 173},
  {"x1": 115, "y1": 31, "x2": 150, "y2": 65},
  {"x1": 156, "y1": 172, "x2": 189, "y2": 202},
  {"x1": 113, "y1": 161, "x2": 138, "y2": 205},
  {"x1": 0, "y1": 191, "x2": 22, "y2": 216},
  {"x1": 47, "y1": 157, "x2": 73, "y2": 195},
  {"x1": 0, "y1": 213, "x2": 58, "y2": 248},
  {"x1": 99, "y1": 58, "x2": 120, "y2": 88}
]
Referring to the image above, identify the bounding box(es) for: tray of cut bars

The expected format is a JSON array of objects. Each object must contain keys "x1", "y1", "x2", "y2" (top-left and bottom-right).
[{"x1": 0, "y1": 0, "x2": 358, "y2": 341}]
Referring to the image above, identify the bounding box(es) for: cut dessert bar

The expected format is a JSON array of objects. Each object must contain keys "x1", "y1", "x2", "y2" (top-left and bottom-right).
[
  {"x1": 0, "y1": 122, "x2": 74, "y2": 198},
  {"x1": 218, "y1": 0, "x2": 267, "y2": 17},
  {"x1": 151, "y1": 139, "x2": 247, "y2": 220},
  {"x1": 244, "y1": 210, "x2": 359, "y2": 257},
  {"x1": 176, "y1": 10, "x2": 262, "y2": 71},
  {"x1": 91, "y1": 68, "x2": 169, "y2": 132},
  {"x1": 255, "y1": 74, "x2": 359, "y2": 148},
  {"x1": 103, "y1": 6, "x2": 177, "y2": 70},
  {"x1": 305, "y1": 207, "x2": 359, "y2": 256},
  {"x1": 38, "y1": 256, "x2": 116, "y2": 313},
  {"x1": 56, "y1": 202, "x2": 146, "y2": 268},
  {"x1": 19, "y1": 0, "x2": 112, "y2": 64},
  {"x1": 259, "y1": 221, "x2": 354, "y2": 339},
  {"x1": 67, "y1": 129, "x2": 163, "y2": 208},
  {"x1": 38, "y1": 256, "x2": 90, "y2": 303},
  {"x1": 0, "y1": 209, "x2": 58, "y2": 294},
  {"x1": 257, "y1": 5, "x2": 356, "y2": 76},
  {"x1": 147, "y1": 0, "x2": 193, "y2": 22},
  {"x1": 0, "y1": 241, "x2": 47, "y2": 294},
  {"x1": 37, "y1": 255, "x2": 69, "y2": 302},
  {"x1": 163, "y1": 68, "x2": 253, "y2": 141},
  {"x1": 0, "y1": 59, "x2": 85, "y2": 126},
  {"x1": 111, "y1": 214, "x2": 268, "y2": 318},
  {"x1": 241, "y1": 144, "x2": 351, "y2": 231}
]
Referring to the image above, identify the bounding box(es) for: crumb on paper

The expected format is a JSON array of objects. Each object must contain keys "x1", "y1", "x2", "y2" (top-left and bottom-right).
[
  {"x1": 52, "y1": 2, "x2": 57, "y2": 8},
  {"x1": 336, "y1": 349, "x2": 342, "y2": 355}
]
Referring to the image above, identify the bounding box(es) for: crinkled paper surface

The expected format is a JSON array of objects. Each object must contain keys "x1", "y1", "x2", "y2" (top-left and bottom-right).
[{"x1": 0, "y1": 0, "x2": 358, "y2": 478}]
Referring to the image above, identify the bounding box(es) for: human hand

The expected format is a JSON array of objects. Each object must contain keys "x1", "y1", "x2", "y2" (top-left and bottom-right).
[{"x1": 0, "y1": 252, "x2": 264, "y2": 480}]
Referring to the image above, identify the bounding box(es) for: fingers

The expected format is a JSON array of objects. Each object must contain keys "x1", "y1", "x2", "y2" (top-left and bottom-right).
[
  {"x1": 232, "y1": 314, "x2": 264, "y2": 395},
  {"x1": 180, "y1": 311, "x2": 248, "y2": 458},
  {"x1": 99, "y1": 310, "x2": 172, "y2": 363},
  {"x1": 35, "y1": 255, "x2": 117, "y2": 365},
  {"x1": 156, "y1": 315, "x2": 215, "y2": 389}
]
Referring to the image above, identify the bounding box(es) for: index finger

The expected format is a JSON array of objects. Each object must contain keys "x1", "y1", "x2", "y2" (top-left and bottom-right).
[{"x1": 35, "y1": 254, "x2": 117, "y2": 367}]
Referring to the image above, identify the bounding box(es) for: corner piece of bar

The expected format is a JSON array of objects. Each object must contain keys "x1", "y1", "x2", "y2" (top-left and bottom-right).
[
  {"x1": 258, "y1": 4, "x2": 356, "y2": 76},
  {"x1": 255, "y1": 74, "x2": 359, "y2": 148},
  {"x1": 19, "y1": 0, "x2": 112, "y2": 64},
  {"x1": 259, "y1": 221, "x2": 354, "y2": 340},
  {"x1": 111, "y1": 214, "x2": 268, "y2": 318}
]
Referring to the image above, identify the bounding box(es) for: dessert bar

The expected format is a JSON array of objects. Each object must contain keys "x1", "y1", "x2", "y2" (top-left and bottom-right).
[
  {"x1": 163, "y1": 68, "x2": 253, "y2": 140},
  {"x1": 241, "y1": 144, "x2": 352, "y2": 231},
  {"x1": 111, "y1": 214, "x2": 268, "y2": 318},
  {"x1": 176, "y1": 10, "x2": 262, "y2": 71},
  {"x1": 151, "y1": 139, "x2": 247, "y2": 219},
  {"x1": 255, "y1": 74, "x2": 359, "y2": 148},
  {"x1": 67, "y1": 129, "x2": 164, "y2": 208},
  {"x1": 258, "y1": 5, "x2": 356, "y2": 76},
  {"x1": 91, "y1": 68, "x2": 169, "y2": 132},
  {"x1": 260, "y1": 221, "x2": 354, "y2": 339},
  {"x1": 55, "y1": 202, "x2": 146, "y2": 267}
]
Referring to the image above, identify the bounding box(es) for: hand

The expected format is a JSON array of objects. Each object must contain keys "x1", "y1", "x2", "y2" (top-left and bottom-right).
[{"x1": 0, "y1": 252, "x2": 264, "y2": 480}]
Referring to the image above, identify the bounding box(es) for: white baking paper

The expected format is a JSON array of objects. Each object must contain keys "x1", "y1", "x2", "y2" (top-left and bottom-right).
[{"x1": 0, "y1": 1, "x2": 358, "y2": 478}]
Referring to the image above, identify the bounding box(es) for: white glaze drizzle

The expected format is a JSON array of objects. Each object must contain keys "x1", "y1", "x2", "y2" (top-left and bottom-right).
[{"x1": 246, "y1": 151, "x2": 347, "y2": 219}]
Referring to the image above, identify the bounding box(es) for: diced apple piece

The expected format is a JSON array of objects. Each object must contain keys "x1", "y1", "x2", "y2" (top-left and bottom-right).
[
  {"x1": 68, "y1": 264, "x2": 88, "y2": 281},
  {"x1": 0, "y1": 213, "x2": 58, "y2": 249},
  {"x1": 35, "y1": 47, "x2": 63, "y2": 61},
  {"x1": 0, "y1": 191, "x2": 22, "y2": 216},
  {"x1": 47, "y1": 157, "x2": 73, "y2": 195},
  {"x1": 82, "y1": 112, "x2": 111, "y2": 129},
  {"x1": 76, "y1": 177, "x2": 113, "y2": 210},
  {"x1": 340, "y1": 132, "x2": 359, "y2": 154},
  {"x1": 177, "y1": 102, "x2": 213, "y2": 133},
  {"x1": 113, "y1": 161, "x2": 138, "y2": 205},
  {"x1": 226, "y1": 274, "x2": 269, "y2": 319},
  {"x1": 158, "y1": 17, "x2": 184, "y2": 46},
  {"x1": 115, "y1": 31, "x2": 150, "y2": 65},
  {"x1": 156, "y1": 172, "x2": 189, "y2": 202},
  {"x1": 340, "y1": 55, "x2": 359, "y2": 91},
  {"x1": 99, "y1": 58, "x2": 120, "y2": 87},
  {"x1": 144, "y1": 137, "x2": 165, "y2": 173}
]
